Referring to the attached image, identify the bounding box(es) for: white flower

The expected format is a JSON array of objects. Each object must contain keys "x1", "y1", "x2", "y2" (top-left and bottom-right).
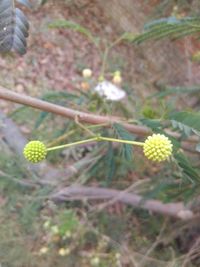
[{"x1": 94, "y1": 81, "x2": 126, "y2": 101}]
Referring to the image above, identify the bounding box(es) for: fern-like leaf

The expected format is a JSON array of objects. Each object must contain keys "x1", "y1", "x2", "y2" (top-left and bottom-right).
[
  {"x1": 169, "y1": 111, "x2": 200, "y2": 135},
  {"x1": 150, "y1": 85, "x2": 200, "y2": 99},
  {"x1": 48, "y1": 20, "x2": 99, "y2": 46},
  {"x1": 132, "y1": 16, "x2": 200, "y2": 44},
  {"x1": 0, "y1": 0, "x2": 30, "y2": 55},
  {"x1": 113, "y1": 123, "x2": 136, "y2": 161}
]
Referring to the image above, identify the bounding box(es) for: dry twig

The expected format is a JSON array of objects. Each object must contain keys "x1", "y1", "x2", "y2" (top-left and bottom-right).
[{"x1": 51, "y1": 186, "x2": 195, "y2": 220}]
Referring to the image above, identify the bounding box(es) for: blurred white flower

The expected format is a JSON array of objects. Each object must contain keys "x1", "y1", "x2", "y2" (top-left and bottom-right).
[{"x1": 94, "y1": 81, "x2": 126, "y2": 101}]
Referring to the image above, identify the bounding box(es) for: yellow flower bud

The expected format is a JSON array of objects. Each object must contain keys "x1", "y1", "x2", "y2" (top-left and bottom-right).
[
  {"x1": 23, "y1": 141, "x2": 47, "y2": 163},
  {"x1": 90, "y1": 257, "x2": 100, "y2": 266},
  {"x1": 114, "y1": 70, "x2": 121, "y2": 76},
  {"x1": 82, "y1": 68, "x2": 92, "y2": 78},
  {"x1": 65, "y1": 230, "x2": 72, "y2": 238},
  {"x1": 58, "y1": 248, "x2": 70, "y2": 256},
  {"x1": 51, "y1": 225, "x2": 59, "y2": 234},
  {"x1": 98, "y1": 75, "x2": 104, "y2": 82},
  {"x1": 81, "y1": 81, "x2": 90, "y2": 90},
  {"x1": 115, "y1": 253, "x2": 121, "y2": 259},
  {"x1": 143, "y1": 134, "x2": 173, "y2": 162},
  {"x1": 43, "y1": 220, "x2": 51, "y2": 229},
  {"x1": 192, "y1": 51, "x2": 200, "y2": 62},
  {"x1": 39, "y1": 247, "x2": 49, "y2": 255},
  {"x1": 113, "y1": 74, "x2": 122, "y2": 84}
]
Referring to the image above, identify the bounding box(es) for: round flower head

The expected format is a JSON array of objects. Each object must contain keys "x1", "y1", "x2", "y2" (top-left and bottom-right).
[
  {"x1": 23, "y1": 141, "x2": 47, "y2": 163},
  {"x1": 143, "y1": 134, "x2": 173, "y2": 162}
]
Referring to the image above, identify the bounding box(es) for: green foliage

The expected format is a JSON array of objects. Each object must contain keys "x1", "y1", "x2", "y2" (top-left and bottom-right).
[
  {"x1": 132, "y1": 16, "x2": 200, "y2": 44},
  {"x1": 58, "y1": 210, "x2": 79, "y2": 235},
  {"x1": 150, "y1": 85, "x2": 200, "y2": 99},
  {"x1": 87, "y1": 142, "x2": 117, "y2": 184},
  {"x1": 48, "y1": 20, "x2": 99, "y2": 46},
  {"x1": 34, "y1": 91, "x2": 78, "y2": 129},
  {"x1": 113, "y1": 123, "x2": 135, "y2": 161},
  {"x1": 169, "y1": 111, "x2": 200, "y2": 134},
  {"x1": 175, "y1": 152, "x2": 200, "y2": 183}
]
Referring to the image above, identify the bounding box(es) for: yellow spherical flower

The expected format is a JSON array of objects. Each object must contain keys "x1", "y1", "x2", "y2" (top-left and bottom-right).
[
  {"x1": 23, "y1": 141, "x2": 47, "y2": 163},
  {"x1": 143, "y1": 134, "x2": 173, "y2": 162}
]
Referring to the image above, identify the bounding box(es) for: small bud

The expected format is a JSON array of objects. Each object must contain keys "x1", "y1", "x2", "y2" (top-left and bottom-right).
[
  {"x1": 114, "y1": 70, "x2": 121, "y2": 76},
  {"x1": 113, "y1": 74, "x2": 122, "y2": 84},
  {"x1": 173, "y1": 5, "x2": 178, "y2": 12},
  {"x1": 192, "y1": 51, "x2": 200, "y2": 62},
  {"x1": 98, "y1": 75, "x2": 104, "y2": 82},
  {"x1": 115, "y1": 253, "x2": 121, "y2": 260},
  {"x1": 65, "y1": 231, "x2": 72, "y2": 238},
  {"x1": 58, "y1": 248, "x2": 70, "y2": 256},
  {"x1": 51, "y1": 225, "x2": 59, "y2": 234},
  {"x1": 81, "y1": 81, "x2": 90, "y2": 90},
  {"x1": 39, "y1": 247, "x2": 49, "y2": 255},
  {"x1": 90, "y1": 257, "x2": 100, "y2": 266},
  {"x1": 43, "y1": 220, "x2": 51, "y2": 229},
  {"x1": 82, "y1": 68, "x2": 92, "y2": 78}
]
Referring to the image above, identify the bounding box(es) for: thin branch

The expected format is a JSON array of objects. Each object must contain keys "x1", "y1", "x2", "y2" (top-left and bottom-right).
[
  {"x1": 0, "y1": 87, "x2": 150, "y2": 136},
  {"x1": 0, "y1": 87, "x2": 198, "y2": 148},
  {"x1": 51, "y1": 186, "x2": 195, "y2": 220}
]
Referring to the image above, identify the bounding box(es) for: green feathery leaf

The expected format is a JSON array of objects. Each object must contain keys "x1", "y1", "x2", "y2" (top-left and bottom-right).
[
  {"x1": 132, "y1": 16, "x2": 200, "y2": 44},
  {"x1": 113, "y1": 123, "x2": 135, "y2": 161},
  {"x1": 169, "y1": 111, "x2": 200, "y2": 134}
]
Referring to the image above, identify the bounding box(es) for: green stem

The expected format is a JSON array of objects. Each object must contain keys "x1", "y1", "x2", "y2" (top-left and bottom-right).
[
  {"x1": 100, "y1": 34, "x2": 126, "y2": 77},
  {"x1": 47, "y1": 137, "x2": 98, "y2": 151},
  {"x1": 75, "y1": 115, "x2": 96, "y2": 136},
  {"x1": 100, "y1": 136, "x2": 144, "y2": 146},
  {"x1": 100, "y1": 47, "x2": 109, "y2": 78},
  {"x1": 47, "y1": 136, "x2": 144, "y2": 152}
]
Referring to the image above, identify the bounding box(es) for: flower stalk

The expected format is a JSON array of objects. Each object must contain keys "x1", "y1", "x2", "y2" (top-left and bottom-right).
[{"x1": 23, "y1": 134, "x2": 173, "y2": 163}]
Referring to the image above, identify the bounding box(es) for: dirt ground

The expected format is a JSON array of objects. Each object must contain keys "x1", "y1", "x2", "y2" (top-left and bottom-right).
[{"x1": 1, "y1": 0, "x2": 200, "y2": 114}]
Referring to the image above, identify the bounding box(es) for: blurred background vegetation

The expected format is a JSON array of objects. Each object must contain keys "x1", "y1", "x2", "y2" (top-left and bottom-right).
[{"x1": 0, "y1": 0, "x2": 200, "y2": 266}]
